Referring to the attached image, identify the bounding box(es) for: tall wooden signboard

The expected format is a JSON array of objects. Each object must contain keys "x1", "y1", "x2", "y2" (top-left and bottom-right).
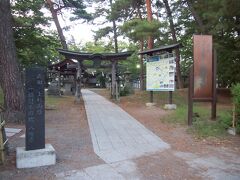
[{"x1": 188, "y1": 35, "x2": 217, "y2": 125}]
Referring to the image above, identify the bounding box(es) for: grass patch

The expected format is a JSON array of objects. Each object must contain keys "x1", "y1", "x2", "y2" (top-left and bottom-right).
[
  {"x1": 164, "y1": 102, "x2": 232, "y2": 138},
  {"x1": 189, "y1": 110, "x2": 232, "y2": 138},
  {"x1": 0, "y1": 89, "x2": 61, "y2": 108},
  {"x1": 128, "y1": 89, "x2": 233, "y2": 138},
  {"x1": 162, "y1": 105, "x2": 188, "y2": 124},
  {"x1": 45, "y1": 95, "x2": 62, "y2": 107}
]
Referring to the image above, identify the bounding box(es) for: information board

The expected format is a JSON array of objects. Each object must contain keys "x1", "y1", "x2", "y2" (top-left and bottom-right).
[
  {"x1": 25, "y1": 67, "x2": 45, "y2": 151},
  {"x1": 146, "y1": 53, "x2": 176, "y2": 91}
]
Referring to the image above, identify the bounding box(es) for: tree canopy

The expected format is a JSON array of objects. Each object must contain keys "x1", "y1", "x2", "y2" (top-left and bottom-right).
[
  {"x1": 2, "y1": 0, "x2": 239, "y2": 85},
  {"x1": 1, "y1": 0, "x2": 240, "y2": 90}
]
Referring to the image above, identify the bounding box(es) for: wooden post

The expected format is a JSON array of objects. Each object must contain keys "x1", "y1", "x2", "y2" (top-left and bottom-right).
[
  {"x1": 111, "y1": 61, "x2": 116, "y2": 99},
  {"x1": 188, "y1": 66, "x2": 194, "y2": 126},
  {"x1": 233, "y1": 104, "x2": 236, "y2": 128},
  {"x1": 75, "y1": 61, "x2": 81, "y2": 103},
  {"x1": 211, "y1": 48, "x2": 217, "y2": 120},
  {"x1": 116, "y1": 81, "x2": 120, "y2": 102},
  {"x1": 57, "y1": 71, "x2": 61, "y2": 91},
  {"x1": 0, "y1": 118, "x2": 7, "y2": 164},
  {"x1": 150, "y1": 91, "x2": 153, "y2": 103},
  {"x1": 169, "y1": 91, "x2": 173, "y2": 104}
]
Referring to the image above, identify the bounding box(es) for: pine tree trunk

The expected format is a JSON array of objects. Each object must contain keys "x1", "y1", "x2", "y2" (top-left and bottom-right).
[
  {"x1": 46, "y1": 0, "x2": 68, "y2": 50},
  {"x1": 0, "y1": 0, "x2": 25, "y2": 123},
  {"x1": 186, "y1": 0, "x2": 206, "y2": 34},
  {"x1": 146, "y1": 0, "x2": 154, "y2": 49},
  {"x1": 137, "y1": 4, "x2": 145, "y2": 90},
  {"x1": 163, "y1": 0, "x2": 183, "y2": 89},
  {"x1": 110, "y1": 0, "x2": 118, "y2": 53}
]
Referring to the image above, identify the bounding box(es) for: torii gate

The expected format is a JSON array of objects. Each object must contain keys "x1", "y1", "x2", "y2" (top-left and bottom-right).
[{"x1": 57, "y1": 49, "x2": 133, "y2": 102}]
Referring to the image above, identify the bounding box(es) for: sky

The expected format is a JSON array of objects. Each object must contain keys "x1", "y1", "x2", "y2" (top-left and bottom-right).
[
  {"x1": 59, "y1": 17, "x2": 96, "y2": 44},
  {"x1": 44, "y1": 4, "x2": 109, "y2": 45},
  {"x1": 44, "y1": 10, "x2": 96, "y2": 44}
]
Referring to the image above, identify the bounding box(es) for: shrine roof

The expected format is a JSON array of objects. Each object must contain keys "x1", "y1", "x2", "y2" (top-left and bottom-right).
[
  {"x1": 57, "y1": 49, "x2": 134, "y2": 61},
  {"x1": 48, "y1": 59, "x2": 76, "y2": 69},
  {"x1": 139, "y1": 43, "x2": 182, "y2": 55}
]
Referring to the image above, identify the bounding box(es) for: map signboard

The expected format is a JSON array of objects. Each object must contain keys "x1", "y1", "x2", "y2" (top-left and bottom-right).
[{"x1": 146, "y1": 53, "x2": 176, "y2": 91}]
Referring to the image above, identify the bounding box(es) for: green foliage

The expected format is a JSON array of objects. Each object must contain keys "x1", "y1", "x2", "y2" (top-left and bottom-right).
[
  {"x1": 81, "y1": 41, "x2": 114, "y2": 53},
  {"x1": 111, "y1": 0, "x2": 145, "y2": 21},
  {"x1": 120, "y1": 85, "x2": 132, "y2": 96},
  {"x1": 157, "y1": 89, "x2": 232, "y2": 138},
  {"x1": 118, "y1": 43, "x2": 140, "y2": 79},
  {"x1": 218, "y1": 111, "x2": 232, "y2": 129},
  {"x1": 162, "y1": 105, "x2": 187, "y2": 124},
  {"x1": 80, "y1": 40, "x2": 140, "y2": 80},
  {"x1": 121, "y1": 19, "x2": 162, "y2": 42},
  {"x1": 93, "y1": 27, "x2": 113, "y2": 42},
  {"x1": 15, "y1": 30, "x2": 61, "y2": 67},
  {"x1": 92, "y1": 0, "x2": 145, "y2": 44},
  {"x1": 57, "y1": 0, "x2": 93, "y2": 21},
  {"x1": 165, "y1": 104, "x2": 232, "y2": 138},
  {"x1": 9, "y1": 0, "x2": 240, "y2": 87},
  {"x1": 154, "y1": 0, "x2": 240, "y2": 87},
  {"x1": 12, "y1": 0, "x2": 61, "y2": 67},
  {"x1": 189, "y1": 110, "x2": 231, "y2": 138},
  {"x1": 191, "y1": 120, "x2": 226, "y2": 138},
  {"x1": 179, "y1": 0, "x2": 240, "y2": 87}
]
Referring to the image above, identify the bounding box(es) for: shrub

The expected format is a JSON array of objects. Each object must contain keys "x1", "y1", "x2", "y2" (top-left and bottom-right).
[{"x1": 120, "y1": 84, "x2": 134, "y2": 96}]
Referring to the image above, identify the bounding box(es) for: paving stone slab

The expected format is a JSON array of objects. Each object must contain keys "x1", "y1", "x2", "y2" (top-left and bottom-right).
[
  {"x1": 55, "y1": 161, "x2": 140, "y2": 180},
  {"x1": 5, "y1": 128, "x2": 22, "y2": 133},
  {"x1": 6, "y1": 132, "x2": 16, "y2": 137}
]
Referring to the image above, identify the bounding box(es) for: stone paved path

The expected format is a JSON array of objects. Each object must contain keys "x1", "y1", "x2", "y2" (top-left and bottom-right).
[
  {"x1": 56, "y1": 89, "x2": 170, "y2": 179},
  {"x1": 82, "y1": 89, "x2": 170, "y2": 164}
]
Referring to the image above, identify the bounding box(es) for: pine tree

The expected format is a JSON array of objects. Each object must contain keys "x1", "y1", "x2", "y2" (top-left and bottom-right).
[{"x1": 0, "y1": 0, "x2": 25, "y2": 123}]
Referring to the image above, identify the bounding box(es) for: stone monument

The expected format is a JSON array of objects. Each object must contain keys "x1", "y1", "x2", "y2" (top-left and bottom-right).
[{"x1": 16, "y1": 67, "x2": 56, "y2": 168}]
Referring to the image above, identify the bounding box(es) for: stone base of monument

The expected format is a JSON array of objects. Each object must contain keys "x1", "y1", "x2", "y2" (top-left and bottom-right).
[
  {"x1": 164, "y1": 104, "x2": 177, "y2": 110},
  {"x1": 16, "y1": 144, "x2": 56, "y2": 169},
  {"x1": 146, "y1": 102, "x2": 156, "y2": 107}
]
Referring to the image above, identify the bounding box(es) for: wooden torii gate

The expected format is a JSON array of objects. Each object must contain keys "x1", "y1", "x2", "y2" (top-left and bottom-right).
[{"x1": 57, "y1": 49, "x2": 133, "y2": 102}]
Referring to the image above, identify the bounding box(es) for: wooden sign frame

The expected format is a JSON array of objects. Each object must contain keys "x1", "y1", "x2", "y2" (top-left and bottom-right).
[{"x1": 188, "y1": 35, "x2": 217, "y2": 125}]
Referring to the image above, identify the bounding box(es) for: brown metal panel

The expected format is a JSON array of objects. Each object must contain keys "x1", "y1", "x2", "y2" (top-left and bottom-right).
[{"x1": 193, "y1": 35, "x2": 213, "y2": 99}]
